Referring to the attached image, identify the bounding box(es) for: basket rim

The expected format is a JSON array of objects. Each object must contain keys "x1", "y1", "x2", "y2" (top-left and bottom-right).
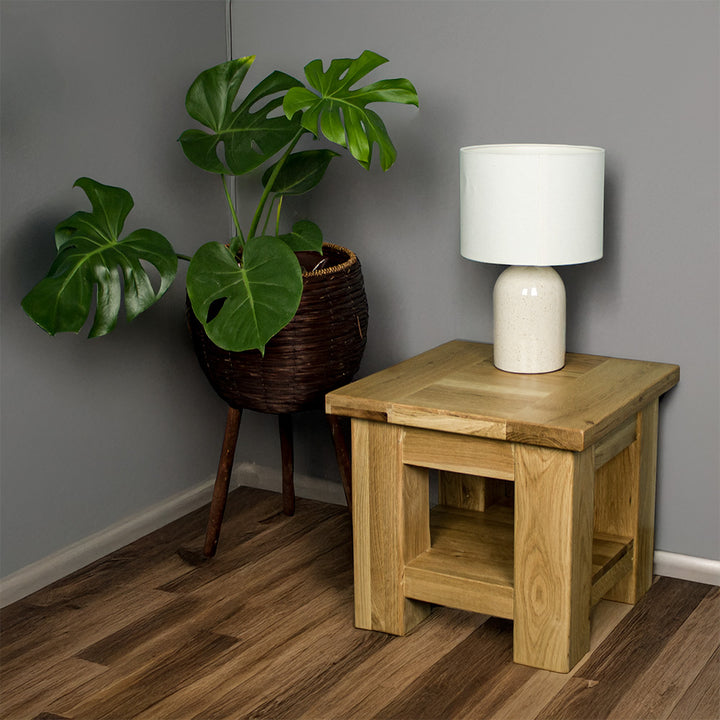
[{"x1": 303, "y1": 243, "x2": 358, "y2": 278}]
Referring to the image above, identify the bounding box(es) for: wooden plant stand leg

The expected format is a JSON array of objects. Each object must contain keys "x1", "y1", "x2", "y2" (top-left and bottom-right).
[
  {"x1": 279, "y1": 413, "x2": 295, "y2": 516},
  {"x1": 203, "y1": 406, "x2": 243, "y2": 558},
  {"x1": 328, "y1": 414, "x2": 352, "y2": 513}
]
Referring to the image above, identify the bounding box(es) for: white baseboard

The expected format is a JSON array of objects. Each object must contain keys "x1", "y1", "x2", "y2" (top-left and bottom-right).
[
  {"x1": 654, "y1": 550, "x2": 720, "y2": 587},
  {"x1": 234, "y1": 462, "x2": 348, "y2": 508},
  {"x1": 1, "y1": 466, "x2": 715, "y2": 607}
]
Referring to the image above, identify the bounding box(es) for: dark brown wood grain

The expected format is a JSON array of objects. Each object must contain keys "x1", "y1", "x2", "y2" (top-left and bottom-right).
[
  {"x1": 1, "y1": 486, "x2": 717, "y2": 720},
  {"x1": 374, "y1": 617, "x2": 515, "y2": 719},
  {"x1": 536, "y1": 577, "x2": 713, "y2": 720}
]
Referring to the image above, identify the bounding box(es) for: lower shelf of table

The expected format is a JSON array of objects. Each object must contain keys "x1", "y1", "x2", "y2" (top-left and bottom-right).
[{"x1": 403, "y1": 504, "x2": 634, "y2": 620}]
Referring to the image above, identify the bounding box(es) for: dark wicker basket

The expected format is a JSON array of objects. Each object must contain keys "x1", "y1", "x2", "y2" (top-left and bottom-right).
[{"x1": 187, "y1": 243, "x2": 369, "y2": 414}]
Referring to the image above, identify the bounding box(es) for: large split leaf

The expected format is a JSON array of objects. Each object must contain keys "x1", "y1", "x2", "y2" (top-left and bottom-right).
[
  {"x1": 179, "y1": 57, "x2": 305, "y2": 175},
  {"x1": 282, "y1": 50, "x2": 419, "y2": 170},
  {"x1": 22, "y1": 178, "x2": 177, "y2": 337},
  {"x1": 186, "y1": 236, "x2": 302, "y2": 353}
]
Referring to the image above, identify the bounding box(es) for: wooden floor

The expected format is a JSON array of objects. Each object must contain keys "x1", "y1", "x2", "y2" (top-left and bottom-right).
[{"x1": 1, "y1": 486, "x2": 718, "y2": 720}]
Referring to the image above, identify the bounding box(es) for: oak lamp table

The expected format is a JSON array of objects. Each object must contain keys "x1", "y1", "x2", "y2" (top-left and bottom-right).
[{"x1": 325, "y1": 341, "x2": 679, "y2": 673}]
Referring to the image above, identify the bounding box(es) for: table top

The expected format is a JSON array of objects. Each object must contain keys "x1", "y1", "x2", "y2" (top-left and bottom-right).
[{"x1": 325, "y1": 341, "x2": 679, "y2": 450}]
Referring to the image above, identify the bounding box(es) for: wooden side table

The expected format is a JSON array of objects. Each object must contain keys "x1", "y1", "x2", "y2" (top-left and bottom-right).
[{"x1": 325, "y1": 341, "x2": 679, "y2": 672}]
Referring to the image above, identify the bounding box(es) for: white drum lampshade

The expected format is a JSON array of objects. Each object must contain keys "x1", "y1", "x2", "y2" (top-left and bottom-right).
[{"x1": 460, "y1": 144, "x2": 605, "y2": 373}]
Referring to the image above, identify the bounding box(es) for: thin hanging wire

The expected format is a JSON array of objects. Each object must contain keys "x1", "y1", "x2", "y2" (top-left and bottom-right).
[
  {"x1": 225, "y1": 0, "x2": 233, "y2": 61},
  {"x1": 225, "y1": 0, "x2": 237, "y2": 244}
]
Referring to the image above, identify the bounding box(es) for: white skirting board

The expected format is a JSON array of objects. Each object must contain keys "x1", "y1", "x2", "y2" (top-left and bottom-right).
[
  {"x1": 1, "y1": 467, "x2": 717, "y2": 607},
  {"x1": 653, "y1": 551, "x2": 720, "y2": 587}
]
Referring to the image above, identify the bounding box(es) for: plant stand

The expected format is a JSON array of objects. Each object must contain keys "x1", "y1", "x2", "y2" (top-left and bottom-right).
[
  {"x1": 202, "y1": 407, "x2": 352, "y2": 558},
  {"x1": 185, "y1": 244, "x2": 367, "y2": 559}
]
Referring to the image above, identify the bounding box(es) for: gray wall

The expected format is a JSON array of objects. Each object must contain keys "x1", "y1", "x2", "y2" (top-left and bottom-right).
[
  {"x1": 231, "y1": 0, "x2": 719, "y2": 560},
  {"x1": 1, "y1": 0, "x2": 717, "y2": 580},
  {"x1": 1, "y1": 0, "x2": 231, "y2": 577}
]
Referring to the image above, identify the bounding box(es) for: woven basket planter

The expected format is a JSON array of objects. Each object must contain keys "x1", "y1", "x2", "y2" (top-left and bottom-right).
[{"x1": 186, "y1": 243, "x2": 369, "y2": 414}]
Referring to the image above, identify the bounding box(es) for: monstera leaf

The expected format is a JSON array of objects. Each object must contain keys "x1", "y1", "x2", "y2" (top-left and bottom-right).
[
  {"x1": 282, "y1": 50, "x2": 419, "y2": 170},
  {"x1": 22, "y1": 178, "x2": 177, "y2": 337},
  {"x1": 262, "y1": 149, "x2": 339, "y2": 196},
  {"x1": 186, "y1": 236, "x2": 302, "y2": 353},
  {"x1": 277, "y1": 220, "x2": 323, "y2": 254},
  {"x1": 179, "y1": 57, "x2": 305, "y2": 175}
]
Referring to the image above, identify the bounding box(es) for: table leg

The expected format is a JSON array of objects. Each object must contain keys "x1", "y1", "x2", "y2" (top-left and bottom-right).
[
  {"x1": 594, "y1": 399, "x2": 659, "y2": 604},
  {"x1": 514, "y1": 444, "x2": 595, "y2": 672},
  {"x1": 352, "y1": 419, "x2": 431, "y2": 635}
]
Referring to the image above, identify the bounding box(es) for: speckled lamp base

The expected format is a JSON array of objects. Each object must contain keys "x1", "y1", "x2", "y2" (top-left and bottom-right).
[{"x1": 493, "y1": 266, "x2": 566, "y2": 374}]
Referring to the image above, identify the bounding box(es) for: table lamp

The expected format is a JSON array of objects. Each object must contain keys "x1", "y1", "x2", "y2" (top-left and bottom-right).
[{"x1": 460, "y1": 143, "x2": 605, "y2": 373}]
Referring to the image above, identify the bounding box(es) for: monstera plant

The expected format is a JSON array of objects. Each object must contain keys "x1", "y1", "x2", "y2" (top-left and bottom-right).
[{"x1": 23, "y1": 51, "x2": 418, "y2": 353}]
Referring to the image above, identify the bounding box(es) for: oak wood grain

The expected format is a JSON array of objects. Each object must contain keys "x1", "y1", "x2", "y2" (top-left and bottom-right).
[
  {"x1": 513, "y1": 445, "x2": 595, "y2": 672},
  {"x1": 332, "y1": 341, "x2": 678, "y2": 674},
  {"x1": 351, "y1": 420, "x2": 430, "y2": 635},
  {"x1": 404, "y1": 504, "x2": 632, "y2": 622},
  {"x1": 593, "y1": 415, "x2": 636, "y2": 470},
  {"x1": 403, "y1": 427, "x2": 515, "y2": 479},
  {"x1": 594, "y1": 401, "x2": 659, "y2": 603},
  {"x1": 438, "y1": 471, "x2": 508, "y2": 511},
  {"x1": 326, "y1": 340, "x2": 679, "y2": 451}
]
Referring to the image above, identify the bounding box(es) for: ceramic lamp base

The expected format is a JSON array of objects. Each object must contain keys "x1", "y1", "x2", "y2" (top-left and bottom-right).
[{"x1": 493, "y1": 265, "x2": 566, "y2": 374}]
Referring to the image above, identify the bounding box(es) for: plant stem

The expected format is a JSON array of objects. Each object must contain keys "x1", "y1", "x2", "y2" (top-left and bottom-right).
[
  {"x1": 222, "y1": 174, "x2": 243, "y2": 242},
  {"x1": 176, "y1": 253, "x2": 192, "y2": 262},
  {"x1": 248, "y1": 128, "x2": 305, "y2": 240},
  {"x1": 275, "y1": 196, "x2": 283, "y2": 236},
  {"x1": 261, "y1": 195, "x2": 276, "y2": 236}
]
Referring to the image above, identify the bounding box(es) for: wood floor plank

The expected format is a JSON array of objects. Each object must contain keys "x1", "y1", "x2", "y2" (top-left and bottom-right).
[
  {"x1": 607, "y1": 585, "x2": 720, "y2": 720},
  {"x1": 160, "y1": 496, "x2": 343, "y2": 594},
  {"x1": 0, "y1": 656, "x2": 107, "y2": 720},
  {"x1": 132, "y1": 584, "x2": 357, "y2": 720},
  {"x1": 215, "y1": 606, "x2": 390, "y2": 720},
  {"x1": 535, "y1": 577, "x2": 714, "y2": 720},
  {"x1": 0, "y1": 575, "x2": 179, "y2": 661},
  {"x1": 73, "y1": 512, "x2": 350, "y2": 673},
  {"x1": 57, "y1": 631, "x2": 239, "y2": 719},
  {"x1": 205, "y1": 512, "x2": 352, "y2": 622},
  {"x1": 372, "y1": 617, "x2": 515, "y2": 719},
  {"x1": 76, "y1": 593, "x2": 204, "y2": 665},
  {"x1": 0, "y1": 588, "x2": 176, "y2": 692},
  {"x1": 484, "y1": 599, "x2": 632, "y2": 720},
  {"x1": 129, "y1": 515, "x2": 356, "y2": 719},
  {"x1": 50, "y1": 518, "x2": 352, "y2": 718},
  {"x1": 667, "y1": 645, "x2": 720, "y2": 720},
  {"x1": 0, "y1": 486, "x2": 281, "y2": 666},
  {"x1": 297, "y1": 608, "x2": 489, "y2": 719}
]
